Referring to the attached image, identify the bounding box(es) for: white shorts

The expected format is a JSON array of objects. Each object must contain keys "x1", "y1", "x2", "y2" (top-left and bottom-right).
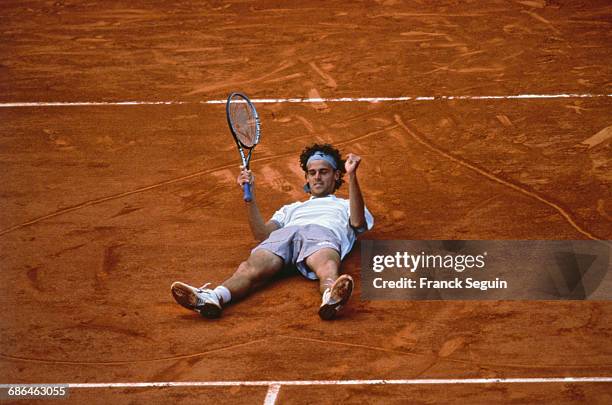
[{"x1": 252, "y1": 224, "x2": 341, "y2": 280}]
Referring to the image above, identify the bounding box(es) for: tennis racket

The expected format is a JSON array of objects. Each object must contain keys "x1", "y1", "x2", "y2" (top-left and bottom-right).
[{"x1": 226, "y1": 92, "x2": 261, "y2": 202}]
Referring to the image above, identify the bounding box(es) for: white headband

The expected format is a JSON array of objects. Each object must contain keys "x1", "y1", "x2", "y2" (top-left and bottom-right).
[{"x1": 306, "y1": 151, "x2": 337, "y2": 169}]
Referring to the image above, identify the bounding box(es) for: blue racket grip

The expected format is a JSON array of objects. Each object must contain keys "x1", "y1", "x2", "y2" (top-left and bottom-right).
[{"x1": 243, "y1": 182, "x2": 252, "y2": 202}]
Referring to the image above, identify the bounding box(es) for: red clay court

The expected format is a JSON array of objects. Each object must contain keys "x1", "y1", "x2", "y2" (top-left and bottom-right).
[{"x1": 0, "y1": 0, "x2": 611, "y2": 403}]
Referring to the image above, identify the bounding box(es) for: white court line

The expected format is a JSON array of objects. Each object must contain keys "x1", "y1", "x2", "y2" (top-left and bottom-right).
[
  {"x1": 263, "y1": 383, "x2": 281, "y2": 405},
  {"x1": 3, "y1": 378, "x2": 611, "y2": 405},
  {"x1": 5, "y1": 377, "x2": 605, "y2": 388},
  {"x1": 0, "y1": 93, "x2": 611, "y2": 107}
]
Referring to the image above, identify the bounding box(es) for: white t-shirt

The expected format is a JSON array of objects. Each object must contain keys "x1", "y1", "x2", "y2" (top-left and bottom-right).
[{"x1": 270, "y1": 195, "x2": 374, "y2": 259}]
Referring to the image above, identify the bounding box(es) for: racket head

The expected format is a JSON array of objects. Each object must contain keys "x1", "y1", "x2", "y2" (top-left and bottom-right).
[{"x1": 226, "y1": 92, "x2": 261, "y2": 150}]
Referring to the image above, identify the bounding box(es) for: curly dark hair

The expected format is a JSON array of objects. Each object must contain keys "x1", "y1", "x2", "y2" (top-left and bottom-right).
[{"x1": 299, "y1": 143, "x2": 345, "y2": 191}]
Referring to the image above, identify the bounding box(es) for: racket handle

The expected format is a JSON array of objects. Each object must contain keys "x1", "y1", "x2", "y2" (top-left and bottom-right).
[{"x1": 243, "y1": 182, "x2": 252, "y2": 202}]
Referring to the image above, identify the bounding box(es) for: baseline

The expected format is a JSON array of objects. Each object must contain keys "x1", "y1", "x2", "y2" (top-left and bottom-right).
[{"x1": 0, "y1": 93, "x2": 610, "y2": 108}]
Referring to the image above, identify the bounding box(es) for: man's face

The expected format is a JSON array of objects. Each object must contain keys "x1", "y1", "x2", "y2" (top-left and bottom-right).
[{"x1": 306, "y1": 159, "x2": 339, "y2": 197}]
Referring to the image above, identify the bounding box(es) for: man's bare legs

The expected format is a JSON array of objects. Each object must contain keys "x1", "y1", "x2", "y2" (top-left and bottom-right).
[
  {"x1": 171, "y1": 249, "x2": 283, "y2": 318},
  {"x1": 172, "y1": 247, "x2": 351, "y2": 320},
  {"x1": 221, "y1": 249, "x2": 284, "y2": 302},
  {"x1": 306, "y1": 248, "x2": 353, "y2": 320},
  {"x1": 306, "y1": 248, "x2": 341, "y2": 293}
]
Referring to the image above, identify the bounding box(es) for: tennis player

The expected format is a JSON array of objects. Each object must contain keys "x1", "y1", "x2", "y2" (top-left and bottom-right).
[{"x1": 171, "y1": 143, "x2": 374, "y2": 320}]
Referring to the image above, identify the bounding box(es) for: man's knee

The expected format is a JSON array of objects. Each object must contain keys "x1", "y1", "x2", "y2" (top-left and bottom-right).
[
  {"x1": 309, "y1": 248, "x2": 339, "y2": 262},
  {"x1": 317, "y1": 262, "x2": 339, "y2": 281},
  {"x1": 307, "y1": 248, "x2": 340, "y2": 277},
  {"x1": 235, "y1": 250, "x2": 282, "y2": 282},
  {"x1": 317, "y1": 258, "x2": 339, "y2": 273},
  {"x1": 235, "y1": 260, "x2": 257, "y2": 279}
]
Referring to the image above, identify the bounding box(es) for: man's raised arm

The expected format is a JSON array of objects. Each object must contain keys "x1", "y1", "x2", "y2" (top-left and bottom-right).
[
  {"x1": 345, "y1": 153, "x2": 366, "y2": 230},
  {"x1": 237, "y1": 167, "x2": 280, "y2": 241}
]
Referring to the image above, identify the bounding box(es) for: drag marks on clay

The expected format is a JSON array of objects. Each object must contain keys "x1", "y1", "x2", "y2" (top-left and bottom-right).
[
  {"x1": 185, "y1": 61, "x2": 296, "y2": 96},
  {"x1": 50, "y1": 243, "x2": 87, "y2": 258},
  {"x1": 393, "y1": 115, "x2": 606, "y2": 241},
  {"x1": 293, "y1": 115, "x2": 316, "y2": 133},
  {"x1": 44, "y1": 128, "x2": 75, "y2": 151},
  {"x1": 388, "y1": 128, "x2": 409, "y2": 148},
  {"x1": 308, "y1": 62, "x2": 337, "y2": 89},
  {"x1": 277, "y1": 334, "x2": 435, "y2": 367},
  {"x1": 514, "y1": 0, "x2": 546, "y2": 8},
  {"x1": 178, "y1": 172, "x2": 232, "y2": 212},
  {"x1": 69, "y1": 320, "x2": 151, "y2": 341},
  {"x1": 111, "y1": 205, "x2": 143, "y2": 218},
  {"x1": 596, "y1": 200, "x2": 612, "y2": 222},
  {"x1": 368, "y1": 12, "x2": 487, "y2": 19},
  {"x1": 0, "y1": 163, "x2": 236, "y2": 237},
  {"x1": 521, "y1": 10, "x2": 561, "y2": 34},
  {"x1": 90, "y1": 8, "x2": 163, "y2": 25},
  {"x1": 461, "y1": 195, "x2": 502, "y2": 222},
  {"x1": 438, "y1": 41, "x2": 490, "y2": 76},
  {"x1": 259, "y1": 165, "x2": 302, "y2": 199},
  {"x1": 0, "y1": 337, "x2": 270, "y2": 366},
  {"x1": 269, "y1": 114, "x2": 319, "y2": 143},
  {"x1": 0, "y1": 124, "x2": 397, "y2": 237},
  {"x1": 389, "y1": 322, "x2": 422, "y2": 352},
  {"x1": 334, "y1": 125, "x2": 398, "y2": 148},
  {"x1": 263, "y1": 73, "x2": 305, "y2": 84},
  {"x1": 97, "y1": 244, "x2": 123, "y2": 289},
  {"x1": 581, "y1": 125, "x2": 612, "y2": 149},
  {"x1": 586, "y1": 149, "x2": 612, "y2": 184},
  {"x1": 496, "y1": 114, "x2": 514, "y2": 127},
  {"x1": 399, "y1": 31, "x2": 451, "y2": 40},
  {"x1": 25, "y1": 266, "x2": 43, "y2": 292},
  {"x1": 438, "y1": 337, "x2": 467, "y2": 358},
  {"x1": 211, "y1": 169, "x2": 236, "y2": 185},
  {"x1": 65, "y1": 226, "x2": 118, "y2": 239},
  {"x1": 2, "y1": 325, "x2": 611, "y2": 384},
  {"x1": 150, "y1": 358, "x2": 196, "y2": 382},
  {"x1": 554, "y1": 305, "x2": 602, "y2": 336},
  {"x1": 278, "y1": 334, "x2": 612, "y2": 371},
  {"x1": 285, "y1": 161, "x2": 308, "y2": 182},
  {"x1": 564, "y1": 103, "x2": 590, "y2": 114}
]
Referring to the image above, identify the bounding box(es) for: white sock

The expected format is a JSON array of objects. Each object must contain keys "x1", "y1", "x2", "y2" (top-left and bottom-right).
[{"x1": 214, "y1": 286, "x2": 231, "y2": 305}]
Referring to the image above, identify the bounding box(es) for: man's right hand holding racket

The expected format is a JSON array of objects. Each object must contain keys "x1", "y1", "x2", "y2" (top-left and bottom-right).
[{"x1": 236, "y1": 165, "x2": 254, "y2": 198}]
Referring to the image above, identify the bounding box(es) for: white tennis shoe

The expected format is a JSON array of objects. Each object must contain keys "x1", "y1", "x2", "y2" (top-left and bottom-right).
[
  {"x1": 319, "y1": 274, "x2": 354, "y2": 320},
  {"x1": 171, "y1": 282, "x2": 222, "y2": 319}
]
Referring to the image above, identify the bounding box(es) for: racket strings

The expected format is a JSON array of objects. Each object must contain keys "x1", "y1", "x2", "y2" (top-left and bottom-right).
[{"x1": 229, "y1": 99, "x2": 257, "y2": 148}]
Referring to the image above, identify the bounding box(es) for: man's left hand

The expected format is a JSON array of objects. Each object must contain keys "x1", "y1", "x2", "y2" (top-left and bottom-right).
[{"x1": 345, "y1": 153, "x2": 361, "y2": 174}]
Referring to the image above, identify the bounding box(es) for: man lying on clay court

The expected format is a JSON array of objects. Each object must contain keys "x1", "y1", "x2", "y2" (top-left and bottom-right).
[{"x1": 171, "y1": 143, "x2": 374, "y2": 320}]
